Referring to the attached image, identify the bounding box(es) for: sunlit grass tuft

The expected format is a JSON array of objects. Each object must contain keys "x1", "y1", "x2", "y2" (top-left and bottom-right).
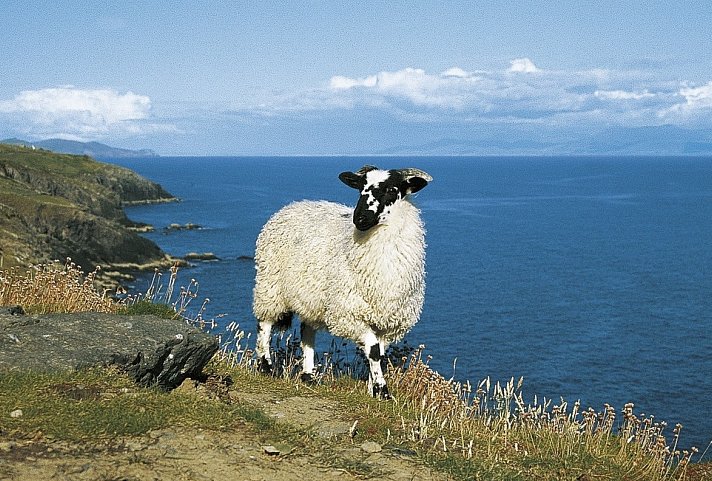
[
  {"x1": 385, "y1": 345, "x2": 700, "y2": 480},
  {"x1": 0, "y1": 258, "x2": 118, "y2": 314}
]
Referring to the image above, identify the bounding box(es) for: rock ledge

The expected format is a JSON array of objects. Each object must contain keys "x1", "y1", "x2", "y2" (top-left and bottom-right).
[{"x1": 0, "y1": 309, "x2": 218, "y2": 391}]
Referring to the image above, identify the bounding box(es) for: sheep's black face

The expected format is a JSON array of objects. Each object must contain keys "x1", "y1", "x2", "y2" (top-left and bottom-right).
[
  {"x1": 352, "y1": 170, "x2": 402, "y2": 231},
  {"x1": 339, "y1": 166, "x2": 431, "y2": 231}
]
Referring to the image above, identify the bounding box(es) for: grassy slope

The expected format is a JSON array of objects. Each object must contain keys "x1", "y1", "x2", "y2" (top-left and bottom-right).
[
  {"x1": 1, "y1": 361, "x2": 709, "y2": 481},
  {"x1": 0, "y1": 144, "x2": 172, "y2": 270}
]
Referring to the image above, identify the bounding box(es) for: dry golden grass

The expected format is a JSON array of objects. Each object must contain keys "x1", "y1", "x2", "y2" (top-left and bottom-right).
[
  {"x1": 131, "y1": 263, "x2": 220, "y2": 328},
  {"x1": 386, "y1": 345, "x2": 701, "y2": 480},
  {"x1": 217, "y1": 333, "x2": 707, "y2": 479},
  {"x1": 0, "y1": 259, "x2": 210, "y2": 322},
  {"x1": 0, "y1": 258, "x2": 118, "y2": 314}
]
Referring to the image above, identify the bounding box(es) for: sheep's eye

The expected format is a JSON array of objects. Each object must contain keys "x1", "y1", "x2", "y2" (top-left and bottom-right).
[{"x1": 381, "y1": 187, "x2": 399, "y2": 205}]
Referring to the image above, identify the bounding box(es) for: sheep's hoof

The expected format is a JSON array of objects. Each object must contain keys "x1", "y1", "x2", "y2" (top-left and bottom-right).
[
  {"x1": 258, "y1": 357, "x2": 273, "y2": 375},
  {"x1": 300, "y1": 372, "x2": 316, "y2": 385},
  {"x1": 372, "y1": 384, "x2": 392, "y2": 400}
]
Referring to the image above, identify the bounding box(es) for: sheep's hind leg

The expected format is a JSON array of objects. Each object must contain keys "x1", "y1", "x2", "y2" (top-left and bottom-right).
[
  {"x1": 300, "y1": 323, "x2": 317, "y2": 384},
  {"x1": 256, "y1": 320, "x2": 274, "y2": 374},
  {"x1": 361, "y1": 331, "x2": 391, "y2": 400},
  {"x1": 256, "y1": 311, "x2": 293, "y2": 375}
]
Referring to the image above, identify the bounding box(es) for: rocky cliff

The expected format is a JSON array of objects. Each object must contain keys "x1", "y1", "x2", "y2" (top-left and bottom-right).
[{"x1": 0, "y1": 144, "x2": 175, "y2": 271}]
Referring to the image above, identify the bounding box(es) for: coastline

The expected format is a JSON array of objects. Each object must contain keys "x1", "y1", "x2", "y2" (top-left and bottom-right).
[
  {"x1": 122, "y1": 196, "x2": 180, "y2": 206},
  {"x1": 0, "y1": 144, "x2": 176, "y2": 272}
]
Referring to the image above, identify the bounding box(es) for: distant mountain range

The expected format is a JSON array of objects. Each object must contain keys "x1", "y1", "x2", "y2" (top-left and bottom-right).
[
  {"x1": 4, "y1": 124, "x2": 712, "y2": 157},
  {"x1": 376, "y1": 125, "x2": 712, "y2": 156},
  {"x1": 1, "y1": 138, "x2": 158, "y2": 159}
]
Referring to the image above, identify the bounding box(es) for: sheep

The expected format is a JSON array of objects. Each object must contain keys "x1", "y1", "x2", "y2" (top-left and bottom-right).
[{"x1": 252, "y1": 165, "x2": 432, "y2": 399}]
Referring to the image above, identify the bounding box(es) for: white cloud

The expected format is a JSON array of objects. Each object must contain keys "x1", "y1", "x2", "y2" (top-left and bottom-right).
[
  {"x1": 325, "y1": 62, "x2": 594, "y2": 116},
  {"x1": 594, "y1": 89, "x2": 656, "y2": 100},
  {"x1": 199, "y1": 60, "x2": 712, "y2": 135},
  {"x1": 656, "y1": 81, "x2": 712, "y2": 123},
  {"x1": 678, "y1": 81, "x2": 712, "y2": 109},
  {"x1": 441, "y1": 67, "x2": 471, "y2": 78},
  {"x1": 328, "y1": 67, "x2": 487, "y2": 108},
  {"x1": 0, "y1": 87, "x2": 169, "y2": 140},
  {"x1": 508, "y1": 58, "x2": 539, "y2": 73},
  {"x1": 0, "y1": 87, "x2": 150, "y2": 121},
  {"x1": 329, "y1": 75, "x2": 377, "y2": 90},
  {"x1": 316, "y1": 60, "x2": 711, "y2": 128},
  {"x1": 372, "y1": 68, "x2": 436, "y2": 101}
]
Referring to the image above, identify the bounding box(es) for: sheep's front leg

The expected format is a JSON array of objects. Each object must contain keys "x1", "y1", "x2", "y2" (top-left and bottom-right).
[
  {"x1": 300, "y1": 323, "x2": 316, "y2": 384},
  {"x1": 361, "y1": 331, "x2": 391, "y2": 400},
  {"x1": 256, "y1": 321, "x2": 273, "y2": 374}
]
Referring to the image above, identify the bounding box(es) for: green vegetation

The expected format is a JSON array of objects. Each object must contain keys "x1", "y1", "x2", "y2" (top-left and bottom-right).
[
  {"x1": 2, "y1": 261, "x2": 710, "y2": 480},
  {"x1": 0, "y1": 143, "x2": 173, "y2": 271},
  {"x1": 4, "y1": 356, "x2": 703, "y2": 480},
  {"x1": 0, "y1": 368, "x2": 241, "y2": 439},
  {"x1": 119, "y1": 299, "x2": 178, "y2": 318}
]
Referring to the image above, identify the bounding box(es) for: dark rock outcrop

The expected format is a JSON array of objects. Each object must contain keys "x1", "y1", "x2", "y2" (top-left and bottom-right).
[
  {"x1": 0, "y1": 312, "x2": 219, "y2": 391},
  {"x1": 184, "y1": 252, "x2": 219, "y2": 261}
]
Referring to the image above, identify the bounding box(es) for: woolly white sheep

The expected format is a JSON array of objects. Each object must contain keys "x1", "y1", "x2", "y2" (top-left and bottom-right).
[{"x1": 253, "y1": 165, "x2": 432, "y2": 398}]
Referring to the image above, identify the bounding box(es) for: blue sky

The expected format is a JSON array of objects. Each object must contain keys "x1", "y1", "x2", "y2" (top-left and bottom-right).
[{"x1": 1, "y1": 1, "x2": 712, "y2": 155}]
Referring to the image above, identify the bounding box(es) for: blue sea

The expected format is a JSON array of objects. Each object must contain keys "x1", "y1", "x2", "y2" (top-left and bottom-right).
[{"x1": 109, "y1": 156, "x2": 712, "y2": 452}]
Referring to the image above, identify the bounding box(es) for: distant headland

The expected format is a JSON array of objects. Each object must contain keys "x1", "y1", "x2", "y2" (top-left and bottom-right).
[
  {"x1": 1, "y1": 138, "x2": 159, "y2": 159},
  {"x1": 0, "y1": 143, "x2": 174, "y2": 278}
]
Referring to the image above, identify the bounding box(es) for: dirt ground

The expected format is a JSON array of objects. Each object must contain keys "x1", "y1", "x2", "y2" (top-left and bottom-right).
[{"x1": 0, "y1": 385, "x2": 451, "y2": 481}]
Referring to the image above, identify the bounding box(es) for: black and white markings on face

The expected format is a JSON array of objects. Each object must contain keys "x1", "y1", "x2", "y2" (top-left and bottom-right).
[{"x1": 352, "y1": 170, "x2": 406, "y2": 231}]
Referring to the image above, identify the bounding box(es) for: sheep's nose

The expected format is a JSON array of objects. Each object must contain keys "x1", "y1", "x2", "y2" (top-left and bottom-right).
[{"x1": 354, "y1": 212, "x2": 377, "y2": 231}]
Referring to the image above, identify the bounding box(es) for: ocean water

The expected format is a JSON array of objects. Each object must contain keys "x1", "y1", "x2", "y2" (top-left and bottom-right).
[{"x1": 109, "y1": 156, "x2": 712, "y2": 451}]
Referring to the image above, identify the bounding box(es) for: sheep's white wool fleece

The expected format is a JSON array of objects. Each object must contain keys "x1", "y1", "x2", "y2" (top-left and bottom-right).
[{"x1": 253, "y1": 199, "x2": 426, "y2": 344}]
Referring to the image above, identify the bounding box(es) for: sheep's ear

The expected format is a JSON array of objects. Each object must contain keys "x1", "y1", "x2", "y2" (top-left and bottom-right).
[
  {"x1": 355, "y1": 164, "x2": 379, "y2": 175},
  {"x1": 339, "y1": 171, "x2": 365, "y2": 190},
  {"x1": 339, "y1": 165, "x2": 378, "y2": 189},
  {"x1": 404, "y1": 176, "x2": 429, "y2": 194},
  {"x1": 398, "y1": 168, "x2": 432, "y2": 194}
]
